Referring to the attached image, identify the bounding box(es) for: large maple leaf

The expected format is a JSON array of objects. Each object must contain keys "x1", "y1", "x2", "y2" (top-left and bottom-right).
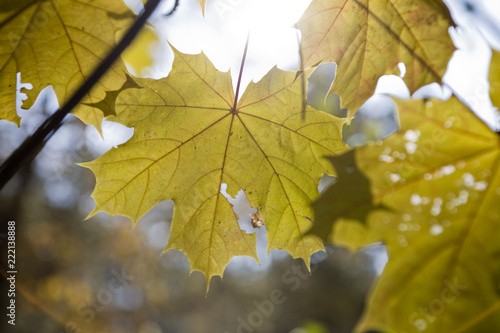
[
  {"x1": 297, "y1": 0, "x2": 455, "y2": 116},
  {"x1": 315, "y1": 96, "x2": 500, "y2": 332},
  {"x1": 83, "y1": 50, "x2": 349, "y2": 284},
  {"x1": 0, "y1": 0, "x2": 135, "y2": 128}
]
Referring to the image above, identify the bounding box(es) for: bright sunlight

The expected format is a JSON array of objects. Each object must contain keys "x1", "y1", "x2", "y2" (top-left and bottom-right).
[{"x1": 124, "y1": 0, "x2": 311, "y2": 92}]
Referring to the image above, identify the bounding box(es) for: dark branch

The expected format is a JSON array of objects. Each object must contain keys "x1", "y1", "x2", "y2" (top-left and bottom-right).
[
  {"x1": 164, "y1": 0, "x2": 180, "y2": 16},
  {"x1": 0, "y1": 0, "x2": 163, "y2": 190}
]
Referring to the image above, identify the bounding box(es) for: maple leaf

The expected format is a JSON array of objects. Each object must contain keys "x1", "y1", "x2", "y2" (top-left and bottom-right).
[
  {"x1": 323, "y1": 96, "x2": 500, "y2": 332},
  {"x1": 83, "y1": 50, "x2": 349, "y2": 285},
  {"x1": 296, "y1": 0, "x2": 455, "y2": 117},
  {"x1": 0, "y1": 0, "x2": 135, "y2": 129}
]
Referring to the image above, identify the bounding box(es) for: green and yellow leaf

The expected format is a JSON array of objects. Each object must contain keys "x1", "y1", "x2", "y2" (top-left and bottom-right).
[
  {"x1": 83, "y1": 50, "x2": 349, "y2": 284},
  {"x1": 316, "y1": 96, "x2": 500, "y2": 332},
  {"x1": 297, "y1": 0, "x2": 455, "y2": 117},
  {"x1": 0, "y1": 0, "x2": 135, "y2": 129}
]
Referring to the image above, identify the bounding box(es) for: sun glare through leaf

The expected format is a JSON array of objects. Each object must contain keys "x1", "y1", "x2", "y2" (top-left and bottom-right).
[
  {"x1": 203, "y1": 0, "x2": 312, "y2": 92},
  {"x1": 124, "y1": 0, "x2": 312, "y2": 95}
]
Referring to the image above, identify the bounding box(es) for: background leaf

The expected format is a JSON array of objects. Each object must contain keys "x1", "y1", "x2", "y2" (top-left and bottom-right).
[
  {"x1": 120, "y1": 25, "x2": 159, "y2": 77},
  {"x1": 84, "y1": 50, "x2": 349, "y2": 284},
  {"x1": 297, "y1": 0, "x2": 455, "y2": 116},
  {"x1": 0, "y1": 0, "x2": 135, "y2": 129},
  {"x1": 330, "y1": 96, "x2": 500, "y2": 332}
]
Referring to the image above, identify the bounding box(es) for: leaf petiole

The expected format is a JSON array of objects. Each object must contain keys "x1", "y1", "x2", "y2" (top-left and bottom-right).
[{"x1": 231, "y1": 31, "x2": 250, "y2": 114}]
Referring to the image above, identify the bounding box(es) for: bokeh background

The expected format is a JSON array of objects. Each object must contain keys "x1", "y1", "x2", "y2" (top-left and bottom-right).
[{"x1": 1, "y1": 0, "x2": 499, "y2": 332}]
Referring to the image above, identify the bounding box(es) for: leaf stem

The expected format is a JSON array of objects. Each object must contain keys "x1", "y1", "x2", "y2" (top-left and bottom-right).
[
  {"x1": 295, "y1": 24, "x2": 306, "y2": 120},
  {"x1": 232, "y1": 32, "x2": 250, "y2": 113},
  {"x1": 0, "y1": 0, "x2": 162, "y2": 190}
]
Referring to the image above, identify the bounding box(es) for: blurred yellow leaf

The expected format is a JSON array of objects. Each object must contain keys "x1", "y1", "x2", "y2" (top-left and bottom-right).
[
  {"x1": 321, "y1": 96, "x2": 500, "y2": 332},
  {"x1": 0, "y1": 0, "x2": 135, "y2": 129},
  {"x1": 121, "y1": 26, "x2": 159, "y2": 77}
]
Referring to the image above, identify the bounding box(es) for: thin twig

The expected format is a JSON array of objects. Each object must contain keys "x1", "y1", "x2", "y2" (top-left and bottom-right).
[
  {"x1": 165, "y1": 0, "x2": 180, "y2": 16},
  {"x1": 295, "y1": 24, "x2": 307, "y2": 121},
  {"x1": 0, "y1": 0, "x2": 163, "y2": 190}
]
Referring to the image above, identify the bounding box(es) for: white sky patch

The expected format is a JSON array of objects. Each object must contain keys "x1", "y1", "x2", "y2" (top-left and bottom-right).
[
  {"x1": 219, "y1": 183, "x2": 270, "y2": 269},
  {"x1": 375, "y1": 74, "x2": 410, "y2": 100},
  {"x1": 363, "y1": 244, "x2": 389, "y2": 276},
  {"x1": 441, "y1": 165, "x2": 456, "y2": 176},
  {"x1": 403, "y1": 129, "x2": 420, "y2": 154},
  {"x1": 413, "y1": 82, "x2": 452, "y2": 100},
  {"x1": 410, "y1": 193, "x2": 422, "y2": 206},
  {"x1": 101, "y1": 121, "x2": 135, "y2": 149},
  {"x1": 379, "y1": 147, "x2": 395, "y2": 163},
  {"x1": 203, "y1": 0, "x2": 312, "y2": 93},
  {"x1": 405, "y1": 142, "x2": 418, "y2": 154},
  {"x1": 388, "y1": 173, "x2": 401, "y2": 183},
  {"x1": 441, "y1": 2, "x2": 500, "y2": 131},
  {"x1": 462, "y1": 172, "x2": 475, "y2": 187},
  {"x1": 404, "y1": 129, "x2": 421, "y2": 142},
  {"x1": 430, "y1": 197, "x2": 443, "y2": 216},
  {"x1": 123, "y1": 0, "x2": 312, "y2": 94},
  {"x1": 430, "y1": 224, "x2": 444, "y2": 236},
  {"x1": 446, "y1": 189, "x2": 469, "y2": 211},
  {"x1": 398, "y1": 62, "x2": 406, "y2": 78},
  {"x1": 433, "y1": 164, "x2": 457, "y2": 179},
  {"x1": 461, "y1": 172, "x2": 489, "y2": 191},
  {"x1": 473, "y1": 180, "x2": 489, "y2": 191},
  {"x1": 379, "y1": 154, "x2": 395, "y2": 163}
]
